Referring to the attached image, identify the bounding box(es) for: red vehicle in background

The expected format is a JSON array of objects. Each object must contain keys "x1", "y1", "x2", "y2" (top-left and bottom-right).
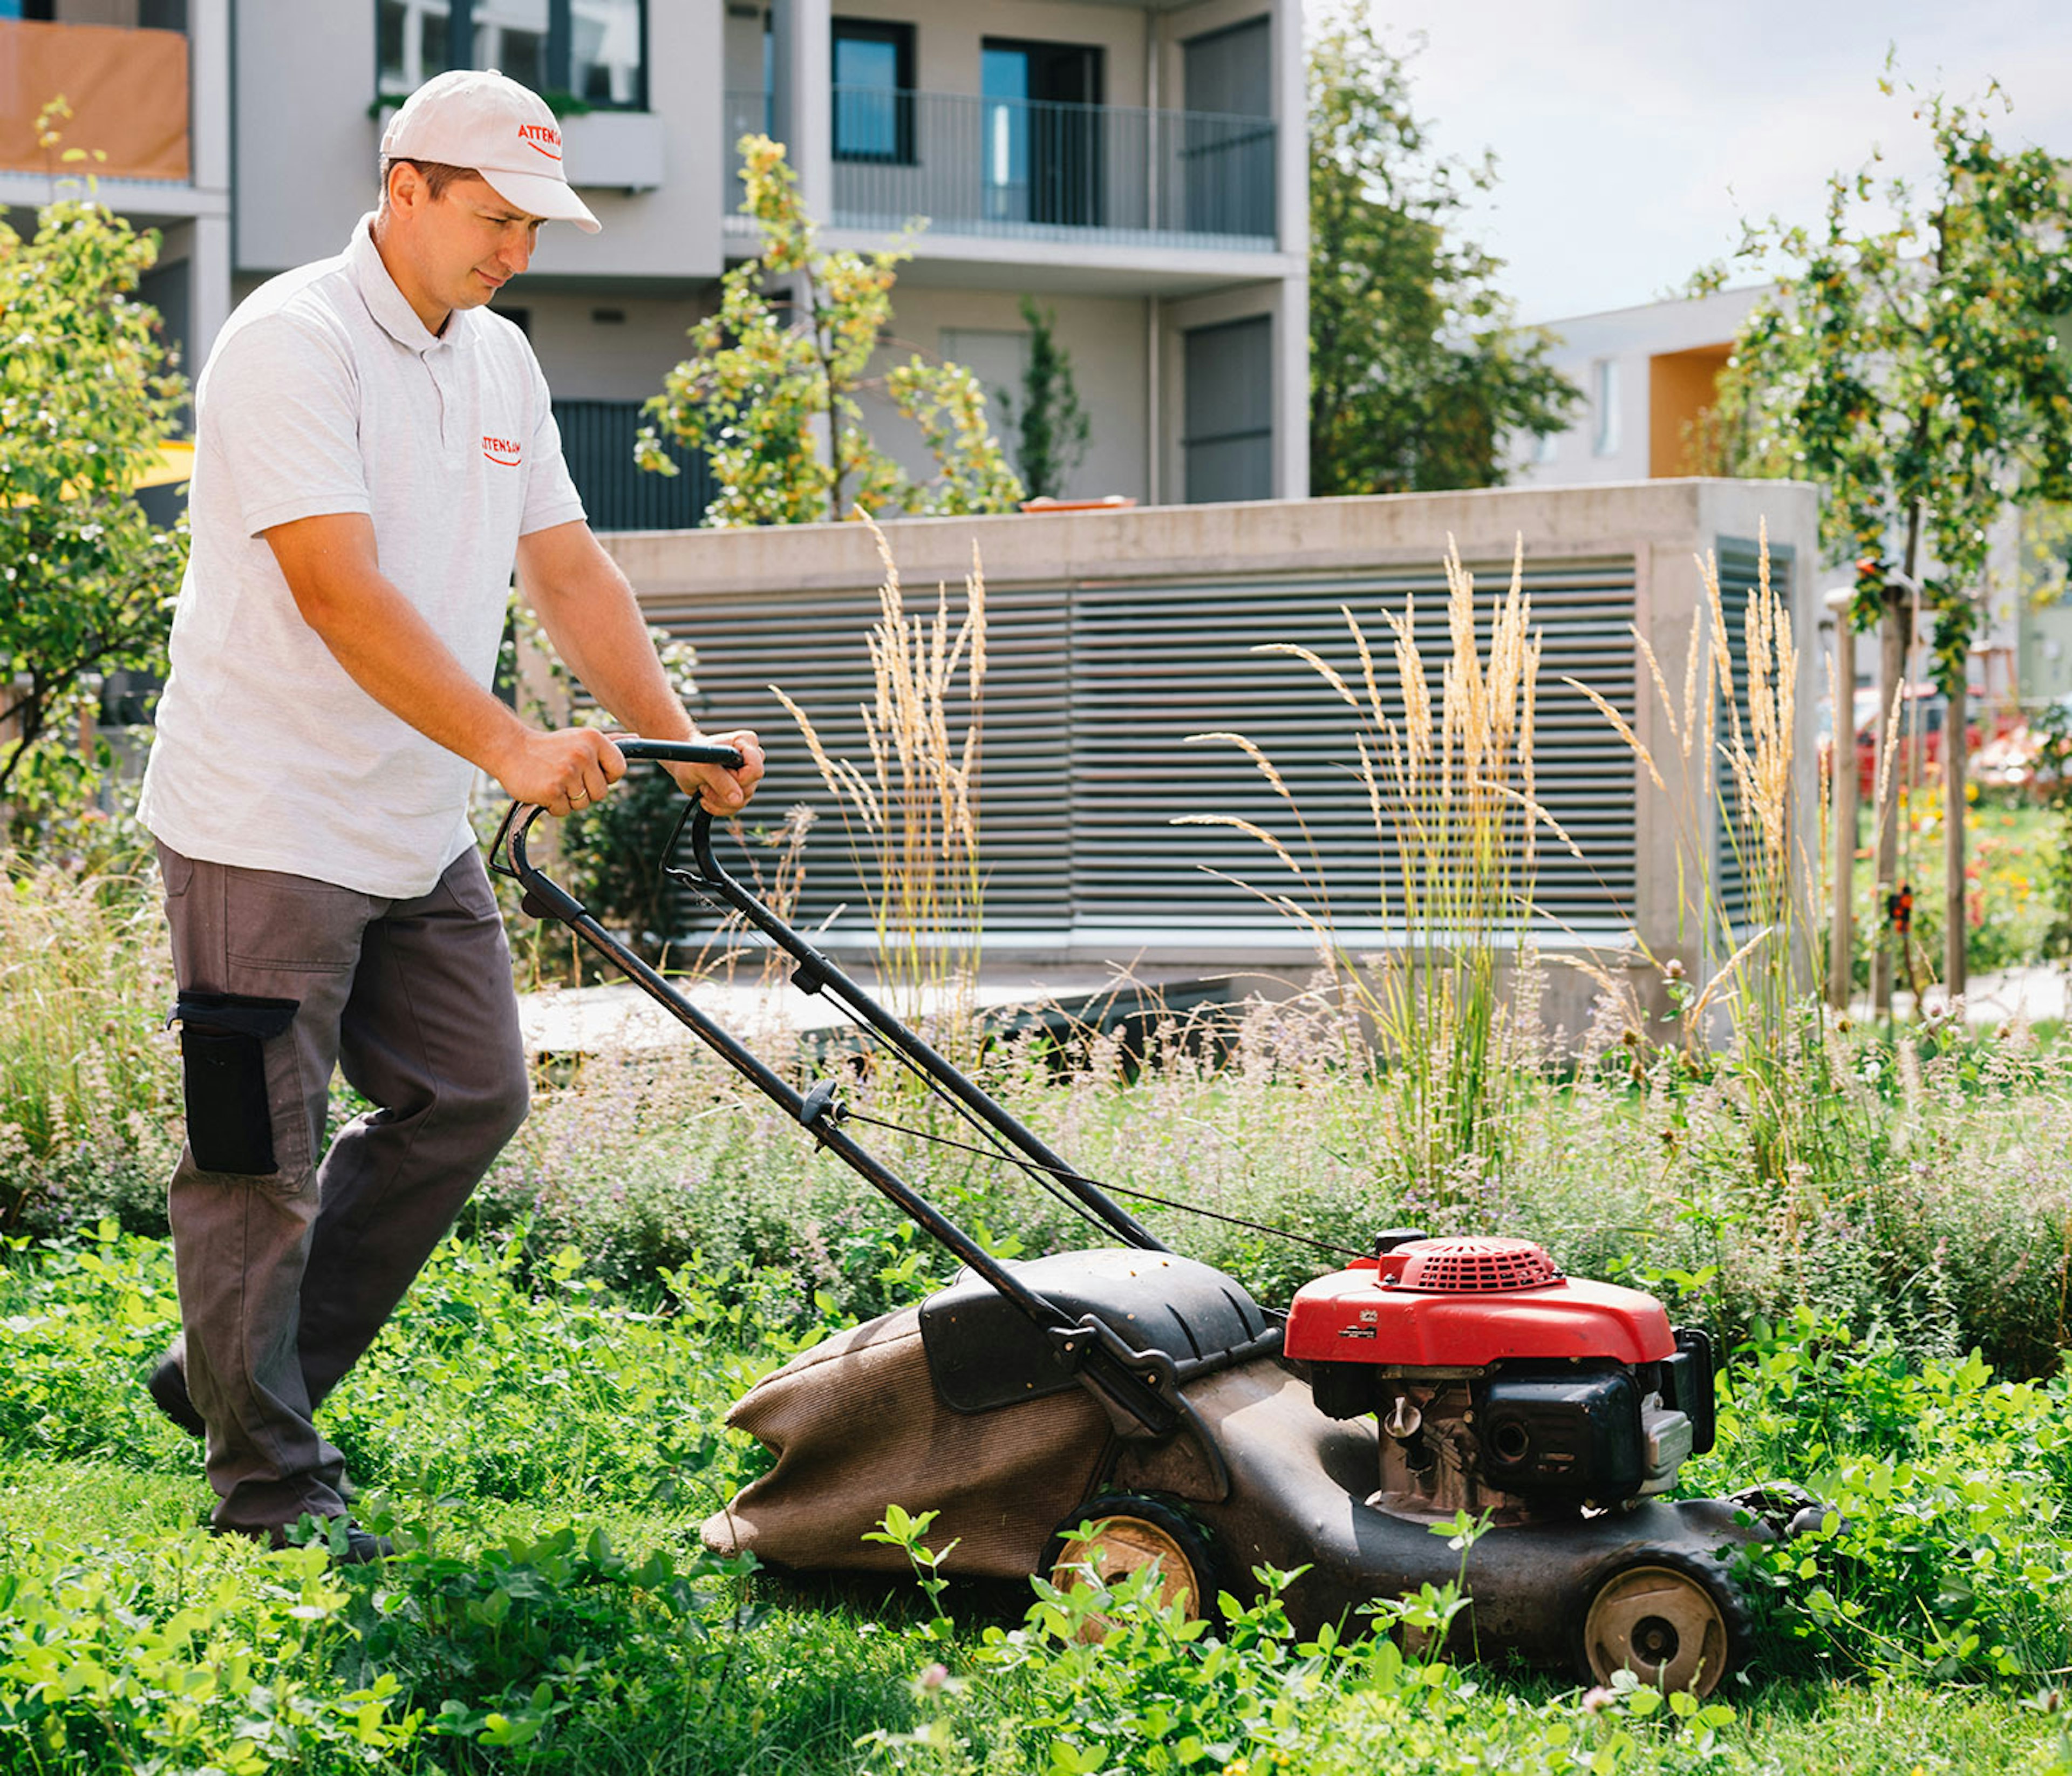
[{"x1": 1850, "y1": 685, "x2": 1992, "y2": 797}]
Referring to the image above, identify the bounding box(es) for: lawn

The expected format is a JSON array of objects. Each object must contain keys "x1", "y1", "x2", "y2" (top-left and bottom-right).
[{"x1": 4, "y1": 1127, "x2": 2072, "y2": 1773}]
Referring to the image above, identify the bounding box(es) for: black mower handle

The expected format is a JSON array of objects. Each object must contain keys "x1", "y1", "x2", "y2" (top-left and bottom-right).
[{"x1": 614, "y1": 737, "x2": 747, "y2": 771}]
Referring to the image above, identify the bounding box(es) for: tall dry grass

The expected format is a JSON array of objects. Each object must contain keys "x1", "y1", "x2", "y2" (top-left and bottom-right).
[
  {"x1": 0, "y1": 861, "x2": 181, "y2": 1231},
  {"x1": 1564, "y1": 525, "x2": 1858, "y2": 1185},
  {"x1": 772, "y1": 519, "x2": 986, "y2": 1026},
  {"x1": 1181, "y1": 537, "x2": 1544, "y2": 1200}
]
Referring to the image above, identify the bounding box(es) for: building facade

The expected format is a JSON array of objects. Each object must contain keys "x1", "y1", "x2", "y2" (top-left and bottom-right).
[
  {"x1": 2, "y1": 0, "x2": 1310, "y2": 518},
  {"x1": 1508, "y1": 284, "x2": 2072, "y2": 713}
]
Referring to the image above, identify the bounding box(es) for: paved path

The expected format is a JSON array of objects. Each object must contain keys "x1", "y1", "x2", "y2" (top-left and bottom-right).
[
  {"x1": 1920, "y1": 964, "x2": 2070, "y2": 1026},
  {"x1": 518, "y1": 962, "x2": 1219, "y2": 1054}
]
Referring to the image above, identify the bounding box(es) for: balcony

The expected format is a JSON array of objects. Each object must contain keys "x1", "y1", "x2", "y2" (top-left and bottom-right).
[
  {"x1": 0, "y1": 18, "x2": 190, "y2": 183},
  {"x1": 724, "y1": 87, "x2": 1277, "y2": 252}
]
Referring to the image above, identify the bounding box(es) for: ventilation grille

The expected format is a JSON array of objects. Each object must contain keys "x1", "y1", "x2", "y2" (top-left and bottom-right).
[
  {"x1": 1711, "y1": 535, "x2": 1795, "y2": 931},
  {"x1": 636, "y1": 555, "x2": 1640, "y2": 945},
  {"x1": 1396, "y1": 1237, "x2": 1561, "y2": 1292}
]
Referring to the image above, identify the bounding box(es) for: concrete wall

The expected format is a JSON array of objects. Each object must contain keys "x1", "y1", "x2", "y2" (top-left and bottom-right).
[
  {"x1": 499, "y1": 287, "x2": 714, "y2": 403},
  {"x1": 871, "y1": 284, "x2": 1153, "y2": 502},
  {"x1": 600, "y1": 479, "x2": 1823, "y2": 1033}
]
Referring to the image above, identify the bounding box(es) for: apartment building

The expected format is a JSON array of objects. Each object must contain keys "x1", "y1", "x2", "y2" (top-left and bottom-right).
[
  {"x1": 2, "y1": 0, "x2": 1308, "y2": 521},
  {"x1": 1507, "y1": 285, "x2": 2072, "y2": 707}
]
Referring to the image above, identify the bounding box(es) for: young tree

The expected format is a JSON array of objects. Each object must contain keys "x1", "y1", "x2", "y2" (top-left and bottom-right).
[
  {"x1": 0, "y1": 126, "x2": 189, "y2": 847},
  {"x1": 996, "y1": 295, "x2": 1090, "y2": 501},
  {"x1": 1719, "y1": 71, "x2": 2072, "y2": 1000},
  {"x1": 638, "y1": 135, "x2": 1023, "y2": 525},
  {"x1": 1307, "y1": 8, "x2": 1577, "y2": 495}
]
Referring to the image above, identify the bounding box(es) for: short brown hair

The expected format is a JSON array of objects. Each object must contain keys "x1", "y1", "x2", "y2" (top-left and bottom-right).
[{"x1": 379, "y1": 158, "x2": 479, "y2": 207}]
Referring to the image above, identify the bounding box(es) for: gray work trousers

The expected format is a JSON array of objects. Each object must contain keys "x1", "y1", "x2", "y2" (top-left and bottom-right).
[{"x1": 158, "y1": 841, "x2": 529, "y2": 1534}]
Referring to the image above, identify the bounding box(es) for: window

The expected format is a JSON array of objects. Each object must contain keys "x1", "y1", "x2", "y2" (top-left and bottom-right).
[
  {"x1": 1592, "y1": 358, "x2": 1621, "y2": 457},
  {"x1": 833, "y1": 18, "x2": 913, "y2": 164},
  {"x1": 1184, "y1": 315, "x2": 1273, "y2": 504},
  {"x1": 377, "y1": 0, "x2": 646, "y2": 110},
  {"x1": 1532, "y1": 428, "x2": 1559, "y2": 466},
  {"x1": 981, "y1": 39, "x2": 1102, "y2": 226},
  {"x1": 942, "y1": 327, "x2": 1032, "y2": 476}
]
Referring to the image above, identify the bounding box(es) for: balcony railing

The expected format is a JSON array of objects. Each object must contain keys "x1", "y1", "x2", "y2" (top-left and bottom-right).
[{"x1": 723, "y1": 87, "x2": 1276, "y2": 250}]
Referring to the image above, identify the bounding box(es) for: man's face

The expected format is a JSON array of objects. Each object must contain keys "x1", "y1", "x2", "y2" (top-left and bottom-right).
[{"x1": 388, "y1": 168, "x2": 545, "y2": 320}]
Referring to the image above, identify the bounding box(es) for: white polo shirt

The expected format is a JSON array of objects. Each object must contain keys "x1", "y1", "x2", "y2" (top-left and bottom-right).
[{"x1": 139, "y1": 214, "x2": 585, "y2": 897}]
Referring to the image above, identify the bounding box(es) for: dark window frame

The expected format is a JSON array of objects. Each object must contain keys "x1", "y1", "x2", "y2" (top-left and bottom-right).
[
  {"x1": 375, "y1": 0, "x2": 650, "y2": 114},
  {"x1": 831, "y1": 16, "x2": 915, "y2": 165}
]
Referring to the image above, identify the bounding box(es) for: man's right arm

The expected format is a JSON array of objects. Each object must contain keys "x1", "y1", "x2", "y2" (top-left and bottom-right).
[{"x1": 264, "y1": 511, "x2": 622, "y2": 816}]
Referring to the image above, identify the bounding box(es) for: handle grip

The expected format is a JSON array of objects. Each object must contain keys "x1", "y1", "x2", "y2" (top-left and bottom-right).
[{"x1": 616, "y1": 738, "x2": 746, "y2": 771}]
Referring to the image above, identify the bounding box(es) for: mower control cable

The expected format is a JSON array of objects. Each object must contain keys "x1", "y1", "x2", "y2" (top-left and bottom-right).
[{"x1": 836, "y1": 1107, "x2": 1370, "y2": 1264}]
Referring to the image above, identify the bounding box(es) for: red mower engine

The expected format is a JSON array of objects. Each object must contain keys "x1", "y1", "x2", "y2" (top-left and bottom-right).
[{"x1": 1286, "y1": 1235, "x2": 1715, "y2": 1522}]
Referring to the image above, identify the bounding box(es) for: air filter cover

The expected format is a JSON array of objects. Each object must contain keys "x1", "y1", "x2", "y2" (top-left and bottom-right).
[{"x1": 1396, "y1": 1237, "x2": 1561, "y2": 1292}]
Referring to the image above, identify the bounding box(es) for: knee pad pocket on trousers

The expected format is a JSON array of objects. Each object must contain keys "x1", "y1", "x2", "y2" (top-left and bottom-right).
[{"x1": 173, "y1": 992, "x2": 300, "y2": 1175}]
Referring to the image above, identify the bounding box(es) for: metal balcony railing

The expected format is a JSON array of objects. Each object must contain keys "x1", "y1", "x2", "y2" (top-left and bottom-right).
[{"x1": 722, "y1": 87, "x2": 1276, "y2": 250}]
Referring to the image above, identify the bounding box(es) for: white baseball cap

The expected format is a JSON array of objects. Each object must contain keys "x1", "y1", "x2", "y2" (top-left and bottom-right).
[{"x1": 380, "y1": 69, "x2": 602, "y2": 234}]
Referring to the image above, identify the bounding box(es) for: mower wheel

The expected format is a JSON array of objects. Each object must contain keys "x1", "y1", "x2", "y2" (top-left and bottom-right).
[
  {"x1": 1045, "y1": 1494, "x2": 1218, "y2": 1624},
  {"x1": 1575, "y1": 1548, "x2": 1748, "y2": 1698}
]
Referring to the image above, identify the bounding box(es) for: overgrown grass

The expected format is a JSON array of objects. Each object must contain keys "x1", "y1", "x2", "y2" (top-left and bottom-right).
[
  {"x1": 3, "y1": 1225, "x2": 2070, "y2": 1773},
  {"x1": 0, "y1": 860, "x2": 180, "y2": 1236}
]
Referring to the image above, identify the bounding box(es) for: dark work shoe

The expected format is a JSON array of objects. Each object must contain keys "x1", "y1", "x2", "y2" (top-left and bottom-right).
[
  {"x1": 306, "y1": 1521, "x2": 395, "y2": 1566},
  {"x1": 147, "y1": 1350, "x2": 206, "y2": 1439},
  {"x1": 219, "y1": 1516, "x2": 396, "y2": 1564}
]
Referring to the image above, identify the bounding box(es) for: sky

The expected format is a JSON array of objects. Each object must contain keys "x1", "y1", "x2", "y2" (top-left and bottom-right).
[{"x1": 1357, "y1": 0, "x2": 2072, "y2": 325}]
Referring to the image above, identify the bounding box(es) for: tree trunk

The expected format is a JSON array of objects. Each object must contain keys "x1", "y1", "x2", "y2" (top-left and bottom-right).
[
  {"x1": 1828, "y1": 615, "x2": 1857, "y2": 1010},
  {"x1": 1944, "y1": 674, "x2": 1968, "y2": 998},
  {"x1": 1871, "y1": 593, "x2": 1907, "y2": 1017}
]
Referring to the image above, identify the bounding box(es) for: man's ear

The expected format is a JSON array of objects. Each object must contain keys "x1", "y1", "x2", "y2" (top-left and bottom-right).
[{"x1": 385, "y1": 161, "x2": 423, "y2": 217}]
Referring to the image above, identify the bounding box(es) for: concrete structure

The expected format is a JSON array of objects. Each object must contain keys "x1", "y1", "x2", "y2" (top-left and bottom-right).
[
  {"x1": 602, "y1": 480, "x2": 1822, "y2": 1036},
  {"x1": 4, "y1": 0, "x2": 1309, "y2": 513}
]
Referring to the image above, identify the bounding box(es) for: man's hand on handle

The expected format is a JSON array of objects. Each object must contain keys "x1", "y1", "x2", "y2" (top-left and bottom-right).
[
  {"x1": 488, "y1": 725, "x2": 765, "y2": 819},
  {"x1": 489, "y1": 726, "x2": 627, "y2": 818},
  {"x1": 664, "y1": 729, "x2": 764, "y2": 813}
]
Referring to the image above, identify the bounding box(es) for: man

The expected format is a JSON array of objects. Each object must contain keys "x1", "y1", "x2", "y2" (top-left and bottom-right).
[{"x1": 134, "y1": 69, "x2": 764, "y2": 1557}]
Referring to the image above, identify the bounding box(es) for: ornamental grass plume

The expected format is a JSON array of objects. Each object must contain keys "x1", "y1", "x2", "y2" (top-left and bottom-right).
[
  {"x1": 772, "y1": 519, "x2": 986, "y2": 1029},
  {"x1": 1180, "y1": 536, "x2": 1543, "y2": 1202},
  {"x1": 1564, "y1": 525, "x2": 1851, "y2": 1186}
]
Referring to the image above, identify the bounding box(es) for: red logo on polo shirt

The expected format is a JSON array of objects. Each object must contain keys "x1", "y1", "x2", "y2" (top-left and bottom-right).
[
  {"x1": 517, "y1": 123, "x2": 562, "y2": 161},
  {"x1": 483, "y1": 434, "x2": 522, "y2": 467}
]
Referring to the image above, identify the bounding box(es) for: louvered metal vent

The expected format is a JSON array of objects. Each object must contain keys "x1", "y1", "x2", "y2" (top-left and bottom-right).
[
  {"x1": 641, "y1": 555, "x2": 1641, "y2": 951},
  {"x1": 1711, "y1": 535, "x2": 1794, "y2": 930},
  {"x1": 1396, "y1": 1237, "x2": 1562, "y2": 1292}
]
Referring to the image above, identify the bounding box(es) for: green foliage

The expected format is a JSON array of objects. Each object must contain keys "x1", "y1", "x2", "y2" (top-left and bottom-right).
[
  {"x1": 1718, "y1": 67, "x2": 2072, "y2": 685},
  {"x1": 0, "y1": 156, "x2": 190, "y2": 847},
  {"x1": 1306, "y1": 7, "x2": 1578, "y2": 495},
  {"x1": 1705, "y1": 1310, "x2": 2072, "y2": 1687},
  {"x1": 639, "y1": 135, "x2": 1023, "y2": 526},
  {"x1": 6, "y1": 1225, "x2": 2072, "y2": 1771},
  {"x1": 997, "y1": 296, "x2": 1090, "y2": 501}
]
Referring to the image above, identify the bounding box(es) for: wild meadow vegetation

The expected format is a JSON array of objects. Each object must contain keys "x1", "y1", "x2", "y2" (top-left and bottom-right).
[{"x1": 8, "y1": 535, "x2": 2072, "y2": 1771}]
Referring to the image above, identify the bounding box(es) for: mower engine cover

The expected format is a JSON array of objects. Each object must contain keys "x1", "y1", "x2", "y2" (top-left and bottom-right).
[{"x1": 1284, "y1": 1236, "x2": 1673, "y2": 1367}]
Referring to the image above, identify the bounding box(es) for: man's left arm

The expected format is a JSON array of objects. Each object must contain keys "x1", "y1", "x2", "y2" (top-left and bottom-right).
[{"x1": 515, "y1": 519, "x2": 765, "y2": 812}]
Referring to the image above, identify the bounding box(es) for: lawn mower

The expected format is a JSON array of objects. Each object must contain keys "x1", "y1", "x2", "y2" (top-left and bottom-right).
[{"x1": 492, "y1": 740, "x2": 1820, "y2": 1696}]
